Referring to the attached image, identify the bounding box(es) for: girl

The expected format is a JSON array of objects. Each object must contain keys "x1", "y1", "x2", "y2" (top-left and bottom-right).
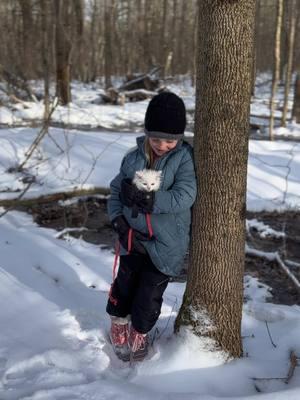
[{"x1": 106, "y1": 92, "x2": 197, "y2": 361}]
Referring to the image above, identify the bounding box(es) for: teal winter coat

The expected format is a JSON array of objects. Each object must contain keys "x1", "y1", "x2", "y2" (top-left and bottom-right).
[{"x1": 107, "y1": 136, "x2": 197, "y2": 277}]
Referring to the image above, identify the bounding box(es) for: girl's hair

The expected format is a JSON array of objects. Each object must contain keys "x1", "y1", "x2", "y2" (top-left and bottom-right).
[{"x1": 144, "y1": 137, "x2": 154, "y2": 168}]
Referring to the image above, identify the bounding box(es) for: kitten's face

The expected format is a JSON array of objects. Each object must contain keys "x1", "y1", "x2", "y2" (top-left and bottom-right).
[{"x1": 133, "y1": 169, "x2": 162, "y2": 192}]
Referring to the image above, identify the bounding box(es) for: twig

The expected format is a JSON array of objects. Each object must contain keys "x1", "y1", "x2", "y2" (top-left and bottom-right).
[
  {"x1": 55, "y1": 227, "x2": 88, "y2": 239},
  {"x1": 17, "y1": 99, "x2": 58, "y2": 171},
  {"x1": 265, "y1": 321, "x2": 277, "y2": 348},
  {"x1": 275, "y1": 252, "x2": 300, "y2": 291},
  {"x1": 285, "y1": 259, "x2": 300, "y2": 269},
  {"x1": 80, "y1": 134, "x2": 122, "y2": 186},
  {"x1": 242, "y1": 333, "x2": 255, "y2": 339},
  {"x1": 0, "y1": 182, "x2": 33, "y2": 218},
  {"x1": 285, "y1": 350, "x2": 298, "y2": 384},
  {"x1": 252, "y1": 376, "x2": 285, "y2": 381},
  {"x1": 46, "y1": 131, "x2": 65, "y2": 153}
]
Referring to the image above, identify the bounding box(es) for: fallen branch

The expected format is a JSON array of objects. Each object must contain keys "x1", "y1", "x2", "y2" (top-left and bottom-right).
[
  {"x1": 118, "y1": 67, "x2": 161, "y2": 91},
  {"x1": 0, "y1": 182, "x2": 33, "y2": 218},
  {"x1": 55, "y1": 227, "x2": 88, "y2": 239},
  {"x1": 275, "y1": 253, "x2": 300, "y2": 291},
  {"x1": 285, "y1": 259, "x2": 300, "y2": 269},
  {"x1": 285, "y1": 350, "x2": 298, "y2": 384},
  {"x1": 245, "y1": 245, "x2": 300, "y2": 292},
  {"x1": 252, "y1": 351, "x2": 298, "y2": 387},
  {"x1": 0, "y1": 187, "x2": 110, "y2": 209}
]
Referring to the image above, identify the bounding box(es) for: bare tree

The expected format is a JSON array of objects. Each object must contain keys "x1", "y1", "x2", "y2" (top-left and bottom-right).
[
  {"x1": 282, "y1": 0, "x2": 297, "y2": 126},
  {"x1": 0, "y1": 1, "x2": 297, "y2": 87},
  {"x1": 40, "y1": 0, "x2": 51, "y2": 118},
  {"x1": 54, "y1": 0, "x2": 72, "y2": 105},
  {"x1": 175, "y1": 0, "x2": 256, "y2": 359},
  {"x1": 269, "y1": 0, "x2": 284, "y2": 140},
  {"x1": 104, "y1": 0, "x2": 113, "y2": 89},
  {"x1": 292, "y1": 72, "x2": 300, "y2": 122},
  {"x1": 19, "y1": 0, "x2": 34, "y2": 79}
]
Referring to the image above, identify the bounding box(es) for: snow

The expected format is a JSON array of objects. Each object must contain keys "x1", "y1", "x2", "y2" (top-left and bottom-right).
[
  {"x1": 1, "y1": 75, "x2": 299, "y2": 138},
  {"x1": 1, "y1": 77, "x2": 300, "y2": 399},
  {"x1": 246, "y1": 219, "x2": 285, "y2": 239},
  {"x1": 1, "y1": 127, "x2": 300, "y2": 211},
  {"x1": 0, "y1": 211, "x2": 300, "y2": 400}
]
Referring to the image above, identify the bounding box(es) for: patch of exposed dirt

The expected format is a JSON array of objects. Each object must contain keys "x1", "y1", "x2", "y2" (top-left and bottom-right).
[
  {"x1": 16, "y1": 200, "x2": 300, "y2": 306},
  {"x1": 245, "y1": 211, "x2": 300, "y2": 305}
]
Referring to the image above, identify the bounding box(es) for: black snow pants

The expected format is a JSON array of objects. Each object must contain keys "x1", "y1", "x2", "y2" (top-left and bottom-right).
[{"x1": 106, "y1": 254, "x2": 169, "y2": 334}]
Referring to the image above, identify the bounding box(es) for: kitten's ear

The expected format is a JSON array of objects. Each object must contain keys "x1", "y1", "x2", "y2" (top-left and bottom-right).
[
  {"x1": 135, "y1": 171, "x2": 143, "y2": 178},
  {"x1": 157, "y1": 170, "x2": 162, "y2": 177}
]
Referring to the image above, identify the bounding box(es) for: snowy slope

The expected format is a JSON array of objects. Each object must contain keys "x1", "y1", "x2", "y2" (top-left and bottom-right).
[{"x1": 0, "y1": 211, "x2": 300, "y2": 399}]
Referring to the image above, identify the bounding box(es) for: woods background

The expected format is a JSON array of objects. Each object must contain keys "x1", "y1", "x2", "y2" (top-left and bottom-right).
[{"x1": 0, "y1": 0, "x2": 299, "y2": 85}]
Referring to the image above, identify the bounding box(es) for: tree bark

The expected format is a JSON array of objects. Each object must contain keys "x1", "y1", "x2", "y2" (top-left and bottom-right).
[
  {"x1": 104, "y1": 0, "x2": 113, "y2": 89},
  {"x1": 160, "y1": 0, "x2": 168, "y2": 78},
  {"x1": 19, "y1": 0, "x2": 34, "y2": 79},
  {"x1": 54, "y1": 0, "x2": 72, "y2": 105},
  {"x1": 282, "y1": 0, "x2": 297, "y2": 126},
  {"x1": 73, "y1": 0, "x2": 85, "y2": 81},
  {"x1": 175, "y1": 0, "x2": 255, "y2": 359},
  {"x1": 292, "y1": 72, "x2": 300, "y2": 122},
  {"x1": 171, "y1": 0, "x2": 178, "y2": 76},
  {"x1": 191, "y1": 2, "x2": 199, "y2": 87},
  {"x1": 269, "y1": 0, "x2": 284, "y2": 140},
  {"x1": 89, "y1": 0, "x2": 98, "y2": 81},
  {"x1": 40, "y1": 0, "x2": 51, "y2": 118}
]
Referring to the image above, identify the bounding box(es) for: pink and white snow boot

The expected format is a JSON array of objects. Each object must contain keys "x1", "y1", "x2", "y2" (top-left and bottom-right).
[
  {"x1": 129, "y1": 326, "x2": 149, "y2": 362},
  {"x1": 109, "y1": 316, "x2": 130, "y2": 362}
]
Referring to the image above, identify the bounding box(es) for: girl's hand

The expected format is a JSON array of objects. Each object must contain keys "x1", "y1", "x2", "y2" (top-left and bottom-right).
[
  {"x1": 120, "y1": 179, "x2": 155, "y2": 213},
  {"x1": 112, "y1": 215, "x2": 151, "y2": 254}
]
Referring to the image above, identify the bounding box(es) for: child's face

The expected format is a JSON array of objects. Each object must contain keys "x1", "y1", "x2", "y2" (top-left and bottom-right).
[{"x1": 149, "y1": 138, "x2": 178, "y2": 156}]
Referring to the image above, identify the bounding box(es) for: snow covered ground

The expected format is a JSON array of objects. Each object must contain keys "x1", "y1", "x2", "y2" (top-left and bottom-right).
[
  {"x1": 0, "y1": 75, "x2": 299, "y2": 139},
  {"x1": 0, "y1": 77, "x2": 300, "y2": 399},
  {"x1": 0, "y1": 209, "x2": 300, "y2": 399},
  {"x1": 0, "y1": 127, "x2": 300, "y2": 211}
]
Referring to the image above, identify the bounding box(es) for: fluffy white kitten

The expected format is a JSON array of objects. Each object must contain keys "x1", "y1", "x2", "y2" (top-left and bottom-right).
[{"x1": 133, "y1": 169, "x2": 162, "y2": 192}]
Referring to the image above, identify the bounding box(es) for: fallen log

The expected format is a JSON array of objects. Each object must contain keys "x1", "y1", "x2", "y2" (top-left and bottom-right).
[
  {"x1": 118, "y1": 67, "x2": 161, "y2": 91},
  {"x1": 123, "y1": 89, "x2": 157, "y2": 101},
  {"x1": 0, "y1": 187, "x2": 110, "y2": 209}
]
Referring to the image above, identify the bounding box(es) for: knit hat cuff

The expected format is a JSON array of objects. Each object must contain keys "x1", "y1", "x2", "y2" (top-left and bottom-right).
[{"x1": 144, "y1": 128, "x2": 184, "y2": 140}]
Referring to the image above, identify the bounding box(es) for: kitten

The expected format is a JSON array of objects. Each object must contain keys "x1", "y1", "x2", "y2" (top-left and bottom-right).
[
  {"x1": 131, "y1": 169, "x2": 162, "y2": 218},
  {"x1": 133, "y1": 169, "x2": 162, "y2": 192}
]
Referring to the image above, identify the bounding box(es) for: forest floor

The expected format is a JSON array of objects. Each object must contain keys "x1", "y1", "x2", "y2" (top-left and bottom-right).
[{"x1": 16, "y1": 198, "x2": 300, "y2": 307}]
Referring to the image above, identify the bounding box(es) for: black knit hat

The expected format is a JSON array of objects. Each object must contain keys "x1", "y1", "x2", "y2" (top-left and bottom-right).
[{"x1": 144, "y1": 92, "x2": 186, "y2": 140}]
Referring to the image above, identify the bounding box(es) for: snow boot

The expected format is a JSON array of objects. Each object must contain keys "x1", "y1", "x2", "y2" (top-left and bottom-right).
[
  {"x1": 129, "y1": 326, "x2": 149, "y2": 362},
  {"x1": 109, "y1": 316, "x2": 130, "y2": 362}
]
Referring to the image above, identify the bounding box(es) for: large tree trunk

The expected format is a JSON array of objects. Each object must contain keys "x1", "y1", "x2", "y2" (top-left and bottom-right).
[
  {"x1": 269, "y1": 0, "x2": 284, "y2": 139},
  {"x1": 175, "y1": 0, "x2": 255, "y2": 359}
]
